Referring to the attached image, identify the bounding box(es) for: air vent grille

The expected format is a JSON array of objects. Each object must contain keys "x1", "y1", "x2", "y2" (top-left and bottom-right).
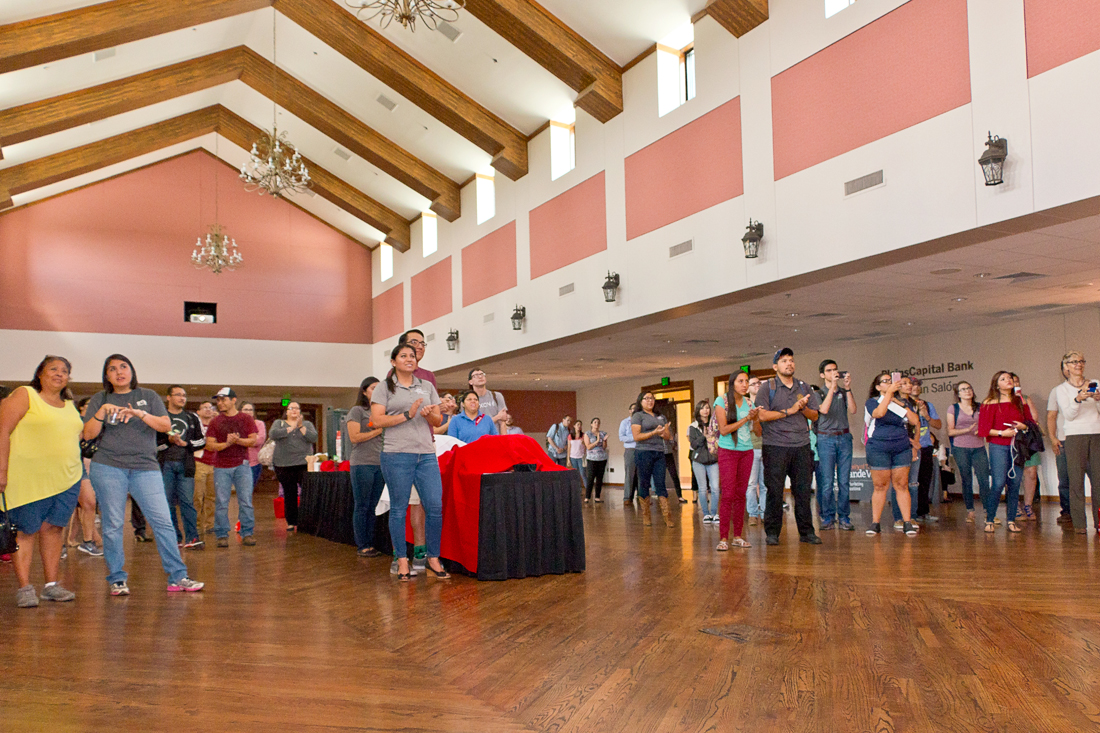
[
  {"x1": 93, "y1": 47, "x2": 117, "y2": 62},
  {"x1": 436, "y1": 21, "x2": 462, "y2": 42},
  {"x1": 483, "y1": 313, "x2": 494, "y2": 323},
  {"x1": 844, "y1": 170, "x2": 884, "y2": 196},
  {"x1": 332, "y1": 147, "x2": 352, "y2": 161},
  {"x1": 376, "y1": 94, "x2": 398, "y2": 112},
  {"x1": 559, "y1": 283, "x2": 575, "y2": 296},
  {"x1": 669, "y1": 240, "x2": 693, "y2": 258},
  {"x1": 426, "y1": 333, "x2": 435, "y2": 342}
]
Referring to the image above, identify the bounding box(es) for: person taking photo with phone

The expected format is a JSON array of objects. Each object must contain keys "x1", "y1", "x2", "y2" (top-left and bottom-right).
[
  {"x1": 814, "y1": 360, "x2": 856, "y2": 531},
  {"x1": 1049, "y1": 351, "x2": 1100, "y2": 534}
]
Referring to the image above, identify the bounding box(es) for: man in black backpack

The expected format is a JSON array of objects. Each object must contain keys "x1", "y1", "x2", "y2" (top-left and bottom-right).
[{"x1": 754, "y1": 348, "x2": 822, "y2": 546}]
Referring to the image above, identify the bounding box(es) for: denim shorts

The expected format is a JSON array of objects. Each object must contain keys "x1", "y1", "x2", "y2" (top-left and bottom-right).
[
  {"x1": 865, "y1": 444, "x2": 912, "y2": 471},
  {"x1": 6, "y1": 481, "x2": 80, "y2": 534}
]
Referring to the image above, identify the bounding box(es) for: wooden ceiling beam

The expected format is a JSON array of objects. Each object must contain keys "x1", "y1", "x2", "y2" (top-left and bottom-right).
[
  {"x1": 0, "y1": 0, "x2": 272, "y2": 75},
  {"x1": 236, "y1": 47, "x2": 461, "y2": 222},
  {"x1": 461, "y1": 0, "x2": 622, "y2": 123},
  {"x1": 694, "y1": 0, "x2": 769, "y2": 38},
  {"x1": 274, "y1": 0, "x2": 528, "y2": 180},
  {"x1": 214, "y1": 107, "x2": 411, "y2": 251}
]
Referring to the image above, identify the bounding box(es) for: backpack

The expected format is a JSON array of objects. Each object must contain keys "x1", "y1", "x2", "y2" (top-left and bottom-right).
[{"x1": 949, "y1": 403, "x2": 980, "y2": 448}]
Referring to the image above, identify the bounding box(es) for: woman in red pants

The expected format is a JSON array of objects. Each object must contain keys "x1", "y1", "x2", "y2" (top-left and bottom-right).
[{"x1": 714, "y1": 370, "x2": 761, "y2": 550}]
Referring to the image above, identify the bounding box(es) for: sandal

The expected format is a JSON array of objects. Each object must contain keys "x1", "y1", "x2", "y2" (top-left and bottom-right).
[
  {"x1": 1022, "y1": 505, "x2": 1036, "y2": 521},
  {"x1": 984, "y1": 522, "x2": 995, "y2": 533},
  {"x1": 966, "y1": 511, "x2": 975, "y2": 524},
  {"x1": 731, "y1": 537, "x2": 752, "y2": 548},
  {"x1": 397, "y1": 572, "x2": 412, "y2": 582},
  {"x1": 426, "y1": 562, "x2": 451, "y2": 579},
  {"x1": 1007, "y1": 522, "x2": 1022, "y2": 533},
  {"x1": 357, "y1": 547, "x2": 381, "y2": 558},
  {"x1": 716, "y1": 540, "x2": 729, "y2": 552}
]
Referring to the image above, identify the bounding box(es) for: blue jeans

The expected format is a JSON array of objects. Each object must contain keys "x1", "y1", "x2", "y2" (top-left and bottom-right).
[
  {"x1": 952, "y1": 446, "x2": 990, "y2": 511},
  {"x1": 987, "y1": 443, "x2": 1021, "y2": 522},
  {"x1": 634, "y1": 450, "x2": 667, "y2": 499},
  {"x1": 214, "y1": 462, "x2": 254, "y2": 538},
  {"x1": 815, "y1": 433, "x2": 853, "y2": 523},
  {"x1": 161, "y1": 460, "x2": 198, "y2": 543},
  {"x1": 89, "y1": 463, "x2": 188, "y2": 584},
  {"x1": 351, "y1": 464, "x2": 386, "y2": 551},
  {"x1": 550, "y1": 455, "x2": 567, "y2": 467},
  {"x1": 570, "y1": 457, "x2": 588, "y2": 489},
  {"x1": 692, "y1": 461, "x2": 720, "y2": 516},
  {"x1": 890, "y1": 455, "x2": 921, "y2": 522},
  {"x1": 251, "y1": 463, "x2": 263, "y2": 488},
  {"x1": 380, "y1": 453, "x2": 443, "y2": 558},
  {"x1": 745, "y1": 448, "x2": 764, "y2": 518}
]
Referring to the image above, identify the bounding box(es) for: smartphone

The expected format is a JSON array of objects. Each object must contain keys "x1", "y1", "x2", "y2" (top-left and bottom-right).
[
  {"x1": 1089, "y1": 381, "x2": 1099, "y2": 393},
  {"x1": 839, "y1": 371, "x2": 849, "y2": 379},
  {"x1": 891, "y1": 372, "x2": 901, "y2": 383}
]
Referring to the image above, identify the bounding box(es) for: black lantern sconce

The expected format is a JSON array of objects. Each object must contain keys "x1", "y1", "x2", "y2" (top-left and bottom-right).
[
  {"x1": 602, "y1": 271, "x2": 620, "y2": 302},
  {"x1": 742, "y1": 220, "x2": 763, "y2": 259},
  {"x1": 510, "y1": 305, "x2": 526, "y2": 331},
  {"x1": 445, "y1": 329, "x2": 459, "y2": 351},
  {"x1": 978, "y1": 132, "x2": 1008, "y2": 186}
]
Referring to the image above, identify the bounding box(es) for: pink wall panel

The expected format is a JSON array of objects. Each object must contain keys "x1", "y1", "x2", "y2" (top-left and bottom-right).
[
  {"x1": 462, "y1": 221, "x2": 517, "y2": 307},
  {"x1": 1025, "y1": 0, "x2": 1100, "y2": 77},
  {"x1": 411, "y1": 256, "x2": 452, "y2": 326},
  {"x1": 771, "y1": 0, "x2": 971, "y2": 180},
  {"x1": 624, "y1": 101, "x2": 743, "y2": 241},
  {"x1": 530, "y1": 172, "x2": 608, "y2": 278},
  {"x1": 371, "y1": 283, "x2": 404, "y2": 342},
  {"x1": 0, "y1": 151, "x2": 372, "y2": 343}
]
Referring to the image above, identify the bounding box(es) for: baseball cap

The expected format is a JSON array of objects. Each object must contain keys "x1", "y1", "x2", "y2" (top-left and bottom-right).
[
  {"x1": 212, "y1": 387, "x2": 237, "y2": 399},
  {"x1": 773, "y1": 347, "x2": 794, "y2": 364}
]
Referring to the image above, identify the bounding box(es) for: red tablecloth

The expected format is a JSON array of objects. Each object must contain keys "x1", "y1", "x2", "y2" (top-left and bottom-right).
[{"x1": 434, "y1": 435, "x2": 567, "y2": 573}]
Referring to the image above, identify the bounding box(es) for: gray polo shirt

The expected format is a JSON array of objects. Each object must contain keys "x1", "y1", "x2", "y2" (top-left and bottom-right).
[
  {"x1": 631, "y1": 411, "x2": 667, "y2": 452},
  {"x1": 814, "y1": 387, "x2": 851, "y2": 434},
  {"x1": 754, "y1": 377, "x2": 820, "y2": 447},
  {"x1": 344, "y1": 406, "x2": 383, "y2": 466},
  {"x1": 85, "y1": 388, "x2": 169, "y2": 471},
  {"x1": 371, "y1": 377, "x2": 440, "y2": 454}
]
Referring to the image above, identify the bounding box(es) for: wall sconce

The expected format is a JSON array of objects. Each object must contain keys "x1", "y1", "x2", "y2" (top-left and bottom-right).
[
  {"x1": 602, "y1": 271, "x2": 620, "y2": 302},
  {"x1": 445, "y1": 329, "x2": 459, "y2": 351},
  {"x1": 978, "y1": 132, "x2": 1008, "y2": 186},
  {"x1": 510, "y1": 305, "x2": 526, "y2": 331},
  {"x1": 742, "y1": 220, "x2": 763, "y2": 259}
]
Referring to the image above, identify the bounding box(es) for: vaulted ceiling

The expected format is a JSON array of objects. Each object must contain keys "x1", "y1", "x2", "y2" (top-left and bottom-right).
[{"x1": 0, "y1": 0, "x2": 768, "y2": 250}]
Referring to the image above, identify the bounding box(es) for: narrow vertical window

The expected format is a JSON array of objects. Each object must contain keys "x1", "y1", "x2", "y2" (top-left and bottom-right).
[
  {"x1": 421, "y1": 212, "x2": 438, "y2": 257},
  {"x1": 476, "y1": 173, "x2": 495, "y2": 224},
  {"x1": 682, "y1": 46, "x2": 695, "y2": 104},
  {"x1": 550, "y1": 121, "x2": 576, "y2": 181},
  {"x1": 825, "y1": 0, "x2": 856, "y2": 18},
  {"x1": 380, "y1": 243, "x2": 393, "y2": 282},
  {"x1": 657, "y1": 24, "x2": 695, "y2": 117}
]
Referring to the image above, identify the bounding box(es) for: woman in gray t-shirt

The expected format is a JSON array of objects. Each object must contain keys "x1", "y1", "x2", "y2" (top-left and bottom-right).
[
  {"x1": 346, "y1": 377, "x2": 385, "y2": 556},
  {"x1": 371, "y1": 343, "x2": 446, "y2": 581},
  {"x1": 631, "y1": 391, "x2": 673, "y2": 528},
  {"x1": 268, "y1": 401, "x2": 318, "y2": 533}
]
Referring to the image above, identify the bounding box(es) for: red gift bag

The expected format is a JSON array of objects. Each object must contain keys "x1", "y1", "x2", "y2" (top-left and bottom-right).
[{"x1": 274, "y1": 496, "x2": 285, "y2": 519}]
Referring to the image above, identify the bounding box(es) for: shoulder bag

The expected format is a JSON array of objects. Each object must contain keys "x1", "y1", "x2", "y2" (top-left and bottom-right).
[{"x1": 0, "y1": 494, "x2": 19, "y2": 555}]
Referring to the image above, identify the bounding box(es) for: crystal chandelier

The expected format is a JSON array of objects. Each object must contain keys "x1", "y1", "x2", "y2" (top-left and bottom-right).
[
  {"x1": 192, "y1": 224, "x2": 243, "y2": 274},
  {"x1": 239, "y1": 10, "x2": 310, "y2": 197},
  {"x1": 346, "y1": 0, "x2": 465, "y2": 31}
]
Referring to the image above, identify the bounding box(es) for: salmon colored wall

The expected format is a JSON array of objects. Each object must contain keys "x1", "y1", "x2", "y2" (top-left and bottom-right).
[
  {"x1": 771, "y1": 0, "x2": 971, "y2": 180},
  {"x1": 529, "y1": 172, "x2": 608, "y2": 279},
  {"x1": 1025, "y1": 0, "x2": 1100, "y2": 77},
  {"x1": 624, "y1": 100, "x2": 743, "y2": 241},
  {"x1": 411, "y1": 256, "x2": 452, "y2": 326},
  {"x1": 372, "y1": 282, "x2": 404, "y2": 342},
  {"x1": 0, "y1": 151, "x2": 372, "y2": 343},
  {"x1": 462, "y1": 221, "x2": 517, "y2": 306}
]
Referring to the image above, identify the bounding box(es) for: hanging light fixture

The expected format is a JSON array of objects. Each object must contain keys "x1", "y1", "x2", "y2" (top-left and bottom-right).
[
  {"x1": 240, "y1": 11, "x2": 311, "y2": 198},
  {"x1": 742, "y1": 219, "x2": 763, "y2": 259},
  {"x1": 193, "y1": 140, "x2": 243, "y2": 274},
  {"x1": 510, "y1": 305, "x2": 526, "y2": 331},
  {"x1": 446, "y1": 329, "x2": 460, "y2": 351},
  {"x1": 978, "y1": 132, "x2": 1008, "y2": 186},
  {"x1": 602, "y1": 271, "x2": 620, "y2": 303},
  {"x1": 346, "y1": 0, "x2": 465, "y2": 31}
]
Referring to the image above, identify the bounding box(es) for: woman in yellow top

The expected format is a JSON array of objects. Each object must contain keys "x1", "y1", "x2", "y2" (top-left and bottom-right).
[{"x1": 0, "y1": 356, "x2": 84, "y2": 608}]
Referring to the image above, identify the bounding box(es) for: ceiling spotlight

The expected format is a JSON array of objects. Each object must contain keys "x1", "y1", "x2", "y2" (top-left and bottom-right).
[
  {"x1": 445, "y1": 329, "x2": 459, "y2": 351},
  {"x1": 953, "y1": 297, "x2": 968, "y2": 302},
  {"x1": 510, "y1": 305, "x2": 526, "y2": 331},
  {"x1": 602, "y1": 271, "x2": 620, "y2": 302},
  {"x1": 975, "y1": 272, "x2": 992, "y2": 279},
  {"x1": 978, "y1": 132, "x2": 1008, "y2": 186},
  {"x1": 742, "y1": 219, "x2": 764, "y2": 259}
]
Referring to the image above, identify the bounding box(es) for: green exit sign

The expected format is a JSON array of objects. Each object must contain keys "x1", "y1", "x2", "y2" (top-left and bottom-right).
[
  {"x1": 281, "y1": 398, "x2": 291, "y2": 407},
  {"x1": 740, "y1": 365, "x2": 751, "y2": 374},
  {"x1": 660, "y1": 377, "x2": 670, "y2": 387}
]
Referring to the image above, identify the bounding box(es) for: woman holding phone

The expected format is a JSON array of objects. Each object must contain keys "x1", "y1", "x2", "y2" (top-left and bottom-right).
[
  {"x1": 946, "y1": 381, "x2": 988, "y2": 523},
  {"x1": 864, "y1": 372, "x2": 920, "y2": 537},
  {"x1": 714, "y1": 372, "x2": 760, "y2": 549},
  {"x1": 978, "y1": 371, "x2": 1032, "y2": 534}
]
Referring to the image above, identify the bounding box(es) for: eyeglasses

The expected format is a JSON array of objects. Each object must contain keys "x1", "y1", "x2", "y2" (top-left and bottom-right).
[
  {"x1": 1066, "y1": 360, "x2": 1086, "y2": 366},
  {"x1": 958, "y1": 386, "x2": 973, "y2": 391},
  {"x1": 406, "y1": 339, "x2": 426, "y2": 347},
  {"x1": 470, "y1": 372, "x2": 486, "y2": 378}
]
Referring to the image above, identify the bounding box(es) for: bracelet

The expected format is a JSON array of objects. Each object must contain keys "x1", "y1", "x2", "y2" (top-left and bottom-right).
[{"x1": 92, "y1": 415, "x2": 103, "y2": 422}]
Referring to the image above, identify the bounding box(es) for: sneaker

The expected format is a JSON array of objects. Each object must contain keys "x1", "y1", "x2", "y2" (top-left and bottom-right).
[
  {"x1": 60, "y1": 546, "x2": 67, "y2": 560},
  {"x1": 702, "y1": 515, "x2": 712, "y2": 523},
  {"x1": 819, "y1": 521, "x2": 834, "y2": 531},
  {"x1": 183, "y1": 538, "x2": 205, "y2": 550},
  {"x1": 904, "y1": 522, "x2": 919, "y2": 537},
  {"x1": 16, "y1": 585, "x2": 39, "y2": 608},
  {"x1": 167, "y1": 577, "x2": 204, "y2": 592},
  {"x1": 390, "y1": 559, "x2": 418, "y2": 576},
  {"x1": 412, "y1": 555, "x2": 427, "y2": 571},
  {"x1": 839, "y1": 519, "x2": 854, "y2": 531},
  {"x1": 216, "y1": 537, "x2": 229, "y2": 548},
  {"x1": 919, "y1": 515, "x2": 939, "y2": 524},
  {"x1": 0, "y1": 554, "x2": 11, "y2": 563},
  {"x1": 110, "y1": 581, "x2": 130, "y2": 596},
  {"x1": 242, "y1": 535, "x2": 256, "y2": 546},
  {"x1": 40, "y1": 584, "x2": 76, "y2": 602},
  {"x1": 799, "y1": 534, "x2": 822, "y2": 545},
  {"x1": 865, "y1": 522, "x2": 881, "y2": 536},
  {"x1": 893, "y1": 520, "x2": 904, "y2": 531},
  {"x1": 765, "y1": 535, "x2": 780, "y2": 546},
  {"x1": 134, "y1": 530, "x2": 150, "y2": 543},
  {"x1": 77, "y1": 541, "x2": 103, "y2": 556}
]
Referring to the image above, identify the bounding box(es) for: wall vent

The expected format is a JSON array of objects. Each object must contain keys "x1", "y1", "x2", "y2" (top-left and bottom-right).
[
  {"x1": 436, "y1": 21, "x2": 462, "y2": 42},
  {"x1": 426, "y1": 333, "x2": 435, "y2": 342},
  {"x1": 559, "y1": 282, "x2": 575, "y2": 296},
  {"x1": 844, "y1": 170, "x2": 884, "y2": 196},
  {"x1": 376, "y1": 94, "x2": 398, "y2": 112},
  {"x1": 333, "y1": 147, "x2": 352, "y2": 161},
  {"x1": 93, "y1": 47, "x2": 117, "y2": 62},
  {"x1": 995, "y1": 271, "x2": 1046, "y2": 283},
  {"x1": 483, "y1": 312, "x2": 494, "y2": 323},
  {"x1": 669, "y1": 239, "x2": 693, "y2": 258}
]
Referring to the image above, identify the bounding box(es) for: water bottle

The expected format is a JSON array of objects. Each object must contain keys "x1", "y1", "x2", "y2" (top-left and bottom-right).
[{"x1": 335, "y1": 430, "x2": 343, "y2": 461}]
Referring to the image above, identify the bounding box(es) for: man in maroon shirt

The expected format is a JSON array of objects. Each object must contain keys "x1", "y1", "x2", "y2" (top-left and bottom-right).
[{"x1": 205, "y1": 388, "x2": 259, "y2": 547}]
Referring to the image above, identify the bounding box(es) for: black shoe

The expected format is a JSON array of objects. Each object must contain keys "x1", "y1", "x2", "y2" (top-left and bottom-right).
[
  {"x1": 799, "y1": 534, "x2": 822, "y2": 545},
  {"x1": 134, "y1": 531, "x2": 150, "y2": 543},
  {"x1": 678, "y1": 498, "x2": 688, "y2": 504},
  {"x1": 865, "y1": 522, "x2": 881, "y2": 535},
  {"x1": 765, "y1": 535, "x2": 779, "y2": 546}
]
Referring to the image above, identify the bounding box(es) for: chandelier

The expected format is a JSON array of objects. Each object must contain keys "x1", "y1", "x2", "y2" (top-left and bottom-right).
[
  {"x1": 239, "y1": 10, "x2": 310, "y2": 197},
  {"x1": 192, "y1": 224, "x2": 243, "y2": 274},
  {"x1": 346, "y1": 0, "x2": 465, "y2": 31}
]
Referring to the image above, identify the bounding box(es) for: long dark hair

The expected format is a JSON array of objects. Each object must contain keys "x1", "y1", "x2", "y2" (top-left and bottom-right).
[
  {"x1": 984, "y1": 370, "x2": 1026, "y2": 414},
  {"x1": 386, "y1": 343, "x2": 417, "y2": 395},
  {"x1": 31, "y1": 355, "x2": 74, "y2": 401},
  {"x1": 693, "y1": 399, "x2": 710, "y2": 430},
  {"x1": 102, "y1": 353, "x2": 138, "y2": 393},
  {"x1": 869, "y1": 372, "x2": 891, "y2": 400},
  {"x1": 634, "y1": 392, "x2": 652, "y2": 415},
  {"x1": 357, "y1": 377, "x2": 379, "y2": 408}
]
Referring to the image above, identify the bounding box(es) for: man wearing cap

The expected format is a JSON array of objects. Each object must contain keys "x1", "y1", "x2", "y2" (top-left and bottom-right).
[
  {"x1": 205, "y1": 388, "x2": 259, "y2": 547},
  {"x1": 754, "y1": 348, "x2": 822, "y2": 545}
]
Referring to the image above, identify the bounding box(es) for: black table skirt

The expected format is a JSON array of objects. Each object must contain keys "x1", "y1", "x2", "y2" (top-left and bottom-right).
[
  {"x1": 475, "y1": 471, "x2": 586, "y2": 581},
  {"x1": 298, "y1": 473, "x2": 390, "y2": 549}
]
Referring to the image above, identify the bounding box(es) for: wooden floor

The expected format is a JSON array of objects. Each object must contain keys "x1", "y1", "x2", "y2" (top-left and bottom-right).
[{"x1": 3, "y1": 493, "x2": 1100, "y2": 733}]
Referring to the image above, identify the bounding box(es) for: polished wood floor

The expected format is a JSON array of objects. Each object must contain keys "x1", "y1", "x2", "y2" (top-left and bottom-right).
[{"x1": 3, "y1": 492, "x2": 1100, "y2": 732}]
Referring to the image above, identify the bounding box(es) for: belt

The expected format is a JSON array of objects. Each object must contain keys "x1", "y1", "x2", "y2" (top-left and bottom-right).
[{"x1": 817, "y1": 429, "x2": 850, "y2": 436}]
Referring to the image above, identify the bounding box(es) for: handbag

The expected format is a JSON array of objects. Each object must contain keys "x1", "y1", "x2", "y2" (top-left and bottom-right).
[
  {"x1": 0, "y1": 494, "x2": 19, "y2": 555},
  {"x1": 258, "y1": 439, "x2": 276, "y2": 468},
  {"x1": 80, "y1": 435, "x2": 99, "y2": 460}
]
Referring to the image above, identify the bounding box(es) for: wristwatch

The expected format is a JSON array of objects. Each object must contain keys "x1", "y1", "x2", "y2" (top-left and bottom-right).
[{"x1": 403, "y1": 409, "x2": 412, "y2": 421}]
